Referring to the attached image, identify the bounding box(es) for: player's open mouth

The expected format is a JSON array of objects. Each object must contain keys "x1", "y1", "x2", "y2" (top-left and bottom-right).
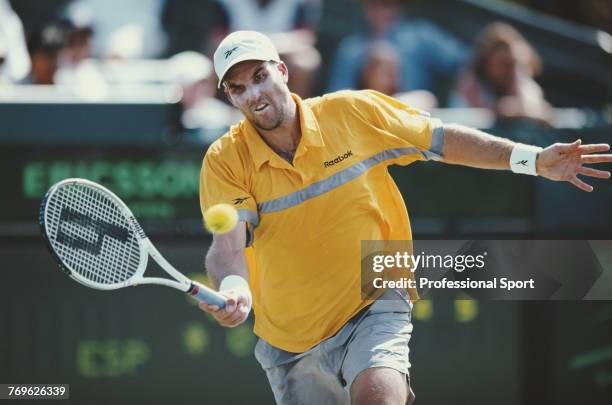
[{"x1": 254, "y1": 103, "x2": 268, "y2": 113}]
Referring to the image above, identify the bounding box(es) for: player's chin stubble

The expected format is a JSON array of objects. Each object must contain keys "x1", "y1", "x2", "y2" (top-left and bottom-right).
[{"x1": 252, "y1": 104, "x2": 285, "y2": 131}]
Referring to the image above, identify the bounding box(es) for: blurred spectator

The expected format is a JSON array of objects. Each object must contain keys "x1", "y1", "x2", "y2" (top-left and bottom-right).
[
  {"x1": 207, "y1": 0, "x2": 322, "y2": 98},
  {"x1": 208, "y1": 0, "x2": 320, "y2": 43},
  {"x1": 24, "y1": 23, "x2": 66, "y2": 85},
  {"x1": 0, "y1": 0, "x2": 31, "y2": 83},
  {"x1": 57, "y1": 1, "x2": 95, "y2": 65},
  {"x1": 358, "y1": 41, "x2": 437, "y2": 109},
  {"x1": 268, "y1": 30, "x2": 321, "y2": 98},
  {"x1": 327, "y1": 0, "x2": 468, "y2": 97},
  {"x1": 53, "y1": 1, "x2": 106, "y2": 92},
  {"x1": 359, "y1": 41, "x2": 400, "y2": 96},
  {"x1": 66, "y1": 0, "x2": 167, "y2": 59},
  {"x1": 169, "y1": 51, "x2": 242, "y2": 143},
  {"x1": 450, "y1": 22, "x2": 552, "y2": 123}
]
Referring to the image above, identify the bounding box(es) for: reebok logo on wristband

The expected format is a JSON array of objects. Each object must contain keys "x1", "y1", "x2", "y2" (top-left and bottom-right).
[{"x1": 510, "y1": 144, "x2": 541, "y2": 176}]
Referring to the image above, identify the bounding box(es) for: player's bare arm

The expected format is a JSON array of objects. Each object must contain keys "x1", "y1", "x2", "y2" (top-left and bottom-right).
[
  {"x1": 440, "y1": 124, "x2": 612, "y2": 192},
  {"x1": 200, "y1": 221, "x2": 251, "y2": 328}
]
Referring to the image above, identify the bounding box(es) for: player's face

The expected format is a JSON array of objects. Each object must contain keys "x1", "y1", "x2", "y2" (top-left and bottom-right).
[{"x1": 224, "y1": 60, "x2": 291, "y2": 131}]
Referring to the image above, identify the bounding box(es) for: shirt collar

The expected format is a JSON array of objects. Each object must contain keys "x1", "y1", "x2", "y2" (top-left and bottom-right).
[{"x1": 243, "y1": 93, "x2": 324, "y2": 171}]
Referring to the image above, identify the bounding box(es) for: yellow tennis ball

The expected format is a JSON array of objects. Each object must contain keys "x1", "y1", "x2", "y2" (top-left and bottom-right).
[{"x1": 204, "y1": 203, "x2": 238, "y2": 234}]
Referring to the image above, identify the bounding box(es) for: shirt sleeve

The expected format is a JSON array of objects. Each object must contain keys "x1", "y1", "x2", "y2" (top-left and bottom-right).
[
  {"x1": 200, "y1": 146, "x2": 259, "y2": 246},
  {"x1": 355, "y1": 90, "x2": 445, "y2": 166}
]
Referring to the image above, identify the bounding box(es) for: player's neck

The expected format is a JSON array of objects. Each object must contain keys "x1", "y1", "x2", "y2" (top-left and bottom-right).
[{"x1": 258, "y1": 98, "x2": 301, "y2": 160}]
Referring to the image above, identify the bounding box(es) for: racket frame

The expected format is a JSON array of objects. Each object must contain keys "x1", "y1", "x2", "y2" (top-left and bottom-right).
[{"x1": 40, "y1": 178, "x2": 226, "y2": 307}]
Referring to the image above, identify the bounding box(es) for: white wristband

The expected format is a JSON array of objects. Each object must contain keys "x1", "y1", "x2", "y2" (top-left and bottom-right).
[
  {"x1": 220, "y1": 275, "x2": 252, "y2": 308},
  {"x1": 510, "y1": 143, "x2": 541, "y2": 176}
]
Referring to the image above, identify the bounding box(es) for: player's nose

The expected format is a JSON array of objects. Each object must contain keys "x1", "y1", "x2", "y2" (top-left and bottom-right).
[{"x1": 245, "y1": 86, "x2": 264, "y2": 107}]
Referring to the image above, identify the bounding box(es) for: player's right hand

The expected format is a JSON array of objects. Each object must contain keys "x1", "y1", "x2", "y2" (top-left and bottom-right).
[{"x1": 198, "y1": 289, "x2": 250, "y2": 328}]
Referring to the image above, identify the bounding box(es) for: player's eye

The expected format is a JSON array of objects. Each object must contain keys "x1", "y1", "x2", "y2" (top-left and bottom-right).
[
  {"x1": 230, "y1": 85, "x2": 244, "y2": 94},
  {"x1": 254, "y1": 72, "x2": 266, "y2": 82}
]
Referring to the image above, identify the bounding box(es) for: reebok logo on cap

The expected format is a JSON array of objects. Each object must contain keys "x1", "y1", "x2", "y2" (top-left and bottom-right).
[
  {"x1": 213, "y1": 31, "x2": 281, "y2": 88},
  {"x1": 224, "y1": 46, "x2": 239, "y2": 59}
]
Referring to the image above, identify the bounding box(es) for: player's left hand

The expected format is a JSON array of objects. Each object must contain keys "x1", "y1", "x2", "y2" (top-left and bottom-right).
[
  {"x1": 536, "y1": 140, "x2": 611, "y2": 192},
  {"x1": 198, "y1": 288, "x2": 251, "y2": 328}
]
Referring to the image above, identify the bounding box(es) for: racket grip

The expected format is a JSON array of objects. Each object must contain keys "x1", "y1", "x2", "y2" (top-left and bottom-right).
[{"x1": 188, "y1": 282, "x2": 226, "y2": 308}]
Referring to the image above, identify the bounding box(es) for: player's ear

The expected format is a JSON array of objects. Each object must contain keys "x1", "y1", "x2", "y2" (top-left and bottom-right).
[
  {"x1": 223, "y1": 84, "x2": 238, "y2": 108},
  {"x1": 277, "y1": 61, "x2": 289, "y2": 84}
]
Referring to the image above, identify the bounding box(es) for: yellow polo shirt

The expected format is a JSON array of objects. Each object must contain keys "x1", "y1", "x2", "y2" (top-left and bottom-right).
[{"x1": 200, "y1": 90, "x2": 444, "y2": 352}]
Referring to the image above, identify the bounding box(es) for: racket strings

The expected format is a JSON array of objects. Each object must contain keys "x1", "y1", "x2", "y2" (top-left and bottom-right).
[{"x1": 45, "y1": 183, "x2": 142, "y2": 286}]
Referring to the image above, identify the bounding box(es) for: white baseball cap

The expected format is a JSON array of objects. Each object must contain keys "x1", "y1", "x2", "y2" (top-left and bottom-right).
[{"x1": 213, "y1": 31, "x2": 281, "y2": 88}]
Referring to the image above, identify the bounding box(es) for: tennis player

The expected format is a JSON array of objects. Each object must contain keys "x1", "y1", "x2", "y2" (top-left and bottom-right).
[{"x1": 198, "y1": 31, "x2": 611, "y2": 405}]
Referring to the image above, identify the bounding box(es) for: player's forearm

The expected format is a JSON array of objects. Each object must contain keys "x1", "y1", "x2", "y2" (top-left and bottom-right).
[
  {"x1": 206, "y1": 245, "x2": 248, "y2": 289},
  {"x1": 440, "y1": 124, "x2": 517, "y2": 170},
  {"x1": 438, "y1": 124, "x2": 611, "y2": 191},
  {"x1": 205, "y1": 222, "x2": 249, "y2": 289},
  {"x1": 201, "y1": 221, "x2": 252, "y2": 324}
]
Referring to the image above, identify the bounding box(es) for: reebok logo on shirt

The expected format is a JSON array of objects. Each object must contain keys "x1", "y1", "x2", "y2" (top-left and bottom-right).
[
  {"x1": 324, "y1": 150, "x2": 353, "y2": 168},
  {"x1": 233, "y1": 197, "x2": 250, "y2": 205}
]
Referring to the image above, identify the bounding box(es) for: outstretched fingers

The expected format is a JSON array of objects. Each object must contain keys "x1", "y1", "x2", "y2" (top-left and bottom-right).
[
  {"x1": 570, "y1": 176, "x2": 594, "y2": 192},
  {"x1": 578, "y1": 166, "x2": 611, "y2": 179},
  {"x1": 571, "y1": 148, "x2": 611, "y2": 191},
  {"x1": 581, "y1": 154, "x2": 612, "y2": 164},
  {"x1": 578, "y1": 144, "x2": 610, "y2": 154}
]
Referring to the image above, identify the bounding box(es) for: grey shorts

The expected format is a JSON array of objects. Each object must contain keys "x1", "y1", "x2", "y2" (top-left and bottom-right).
[{"x1": 254, "y1": 290, "x2": 413, "y2": 405}]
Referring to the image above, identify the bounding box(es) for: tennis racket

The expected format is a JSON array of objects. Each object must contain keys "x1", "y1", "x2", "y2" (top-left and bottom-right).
[{"x1": 39, "y1": 178, "x2": 226, "y2": 308}]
